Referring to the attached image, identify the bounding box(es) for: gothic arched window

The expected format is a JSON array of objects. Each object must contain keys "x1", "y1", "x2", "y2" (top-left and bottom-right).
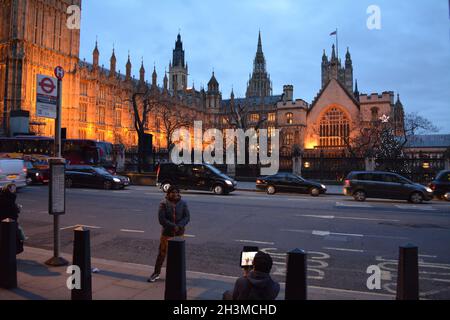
[
  {"x1": 319, "y1": 107, "x2": 350, "y2": 147},
  {"x1": 286, "y1": 112, "x2": 293, "y2": 124}
]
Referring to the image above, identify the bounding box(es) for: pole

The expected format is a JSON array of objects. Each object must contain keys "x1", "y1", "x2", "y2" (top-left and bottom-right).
[
  {"x1": 285, "y1": 248, "x2": 307, "y2": 300},
  {"x1": 3, "y1": 56, "x2": 9, "y2": 135},
  {"x1": 335, "y1": 28, "x2": 339, "y2": 61},
  {"x1": 396, "y1": 244, "x2": 419, "y2": 300},
  {"x1": 71, "y1": 227, "x2": 92, "y2": 300},
  {"x1": 54, "y1": 78, "x2": 62, "y2": 157},
  {"x1": 164, "y1": 238, "x2": 187, "y2": 300},
  {"x1": 0, "y1": 219, "x2": 17, "y2": 289}
]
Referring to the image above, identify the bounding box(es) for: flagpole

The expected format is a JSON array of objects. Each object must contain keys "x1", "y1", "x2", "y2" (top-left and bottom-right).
[{"x1": 336, "y1": 28, "x2": 339, "y2": 60}]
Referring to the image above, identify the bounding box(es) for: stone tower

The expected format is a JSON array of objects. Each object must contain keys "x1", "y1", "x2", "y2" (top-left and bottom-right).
[
  {"x1": 206, "y1": 72, "x2": 221, "y2": 111},
  {"x1": 321, "y1": 45, "x2": 354, "y2": 94},
  {"x1": 0, "y1": 0, "x2": 82, "y2": 137},
  {"x1": 246, "y1": 31, "x2": 272, "y2": 98},
  {"x1": 169, "y1": 33, "x2": 188, "y2": 92}
]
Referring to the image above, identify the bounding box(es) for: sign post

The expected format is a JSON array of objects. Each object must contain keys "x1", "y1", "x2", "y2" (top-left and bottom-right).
[
  {"x1": 45, "y1": 157, "x2": 68, "y2": 266},
  {"x1": 36, "y1": 75, "x2": 58, "y2": 119},
  {"x1": 45, "y1": 66, "x2": 68, "y2": 267}
]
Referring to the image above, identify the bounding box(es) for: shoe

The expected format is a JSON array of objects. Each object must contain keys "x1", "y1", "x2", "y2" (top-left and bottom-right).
[{"x1": 147, "y1": 273, "x2": 160, "y2": 283}]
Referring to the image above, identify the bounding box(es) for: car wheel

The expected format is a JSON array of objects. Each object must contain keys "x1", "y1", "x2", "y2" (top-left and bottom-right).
[
  {"x1": 267, "y1": 185, "x2": 276, "y2": 195},
  {"x1": 213, "y1": 184, "x2": 225, "y2": 195},
  {"x1": 409, "y1": 192, "x2": 424, "y2": 204},
  {"x1": 65, "y1": 178, "x2": 73, "y2": 188},
  {"x1": 104, "y1": 181, "x2": 112, "y2": 190},
  {"x1": 161, "y1": 182, "x2": 171, "y2": 193},
  {"x1": 310, "y1": 187, "x2": 320, "y2": 197},
  {"x1": 353, "y1": 190, "x2": 366, "y2": 202}
]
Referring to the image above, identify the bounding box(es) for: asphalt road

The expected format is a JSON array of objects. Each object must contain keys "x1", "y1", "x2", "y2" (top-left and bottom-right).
[{"x1": 15, "y1": 184, "x2": 450, "y2": 299}]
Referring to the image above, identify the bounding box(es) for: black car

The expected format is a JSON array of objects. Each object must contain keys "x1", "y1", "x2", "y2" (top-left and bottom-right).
[
  {"x1": 344, "y1": 171, "x2": 434, "y2": 204},
  {"x1": 256, "y1": 173, "x2": 327, "y2": 196},
  {"x1": 65, "y1": 165, "x2": 128, "y2": 190},
  {"x1": 156, "y1": 163, "x2": 237, "y2": 195},
  {"x1": 25, "y1": 160, "x2": 49, "y2": 185},
  {"x1": 429, "y1": 170, "x2": 450, "y2": 199}
]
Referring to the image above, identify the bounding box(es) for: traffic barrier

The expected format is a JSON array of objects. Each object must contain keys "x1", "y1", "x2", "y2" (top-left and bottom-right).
[
  {"x1": 285, "y1": 248, "x2": 307, "y2": 300},
  {"x1": 71, "y1": 227, "x2": 92, "y2": 300},
  {"x1": 396, "y1": 244, "x2": 419, "y2": 300},
  {"x1": 164, "y1": 238, "x2": 187, "y2": 300},
  {"x1": 0, "y1": 219, "x2": 17, "y2": 289}
]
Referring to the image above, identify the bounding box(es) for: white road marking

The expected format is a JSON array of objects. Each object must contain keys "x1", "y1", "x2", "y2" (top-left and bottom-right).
[
  {"x1": 60, "y1": 225, "x2": 102, "y2": 230},
  {"x1": 113, "y1": 191, "x2": 131, "y2": 194},
  {"x1": 419, "y1": 255, "x2": 438, "y2": 259},
  {"x1": 395, "y1": 205, "x2": 436, "y2": 211},
  {"x1": 235, "y1": 239, "x2": 275, "y2": 245},
  {"x1": 336, "y1": 202, "x2": 373, "y2": 208},
  {"x1": 323, "y1": 247, "x2": 365, "y2": 253},
  {"x1": 120, "y1": 229, "x2": 145, "y2": 233},
  {"x1": 184, "y1": 234, "x2": 196, "y2": 238},
  {"x1": 296, "y1": 214, "x2": 400, "y2": 222},
  {"x1": 281, "y1": 229, "x2": 408, "y2": 240}
]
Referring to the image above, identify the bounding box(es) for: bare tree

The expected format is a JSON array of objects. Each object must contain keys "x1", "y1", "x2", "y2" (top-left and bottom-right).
[{"x1": 404, "y1": 112, "x2": 439, "y2": 136}]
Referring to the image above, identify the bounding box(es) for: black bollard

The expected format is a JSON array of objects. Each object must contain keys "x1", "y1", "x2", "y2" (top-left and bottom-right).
[
  {"x1": 396, "y1": 244, "x2": 419, "y2": 300},
  {"x1": 164, "y1": 238, "x2": 186, "y2": 300},
  {"x1": 285, "y1": 248, "x2": 307, "y2": 300},
  {"x1": 0, "y1": 219, "x2": 18, "y2": 289},
  {"x1": 71, "y1": 227, "x2": 92, "y2": 300}
]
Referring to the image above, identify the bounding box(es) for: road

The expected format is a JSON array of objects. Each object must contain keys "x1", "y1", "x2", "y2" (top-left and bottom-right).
[{"x1": 15, "y1": 184, "x2": 450, "y2": 299}]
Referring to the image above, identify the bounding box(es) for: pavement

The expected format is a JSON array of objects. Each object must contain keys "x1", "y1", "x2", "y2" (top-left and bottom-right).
[
  {"x1": 236, "y1": 181, "x2": 344, "y2": 195},
  {"x1": 0, "y1": 246, "x2": 395, "y2": 300}
]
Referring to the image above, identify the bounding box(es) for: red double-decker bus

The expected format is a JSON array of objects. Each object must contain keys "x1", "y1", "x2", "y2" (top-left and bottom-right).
[{"x1": 0, "y1": 136, "x2": 118, "y2": 171}]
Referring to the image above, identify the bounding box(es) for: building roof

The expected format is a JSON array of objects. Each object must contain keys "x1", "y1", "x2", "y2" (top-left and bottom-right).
[
  {"x1": 404, "y1": 135, "x2": 450, "y2": 149},
  {"x1": 221, "y1": 95, "x2": 282, "y2": 112},
  {"x1": 309, "y1": 79, "x2": 360, "y2": 112}
]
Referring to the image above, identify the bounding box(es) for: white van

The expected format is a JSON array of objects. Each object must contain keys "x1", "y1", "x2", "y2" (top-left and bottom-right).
[{"x1": 0, "y1": 159, "x2": 27, "y2": 189}]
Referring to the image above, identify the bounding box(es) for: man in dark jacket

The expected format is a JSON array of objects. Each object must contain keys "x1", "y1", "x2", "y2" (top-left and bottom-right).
[
  {"x1": 224, "y1": 251, "x2": 280, "y2": 300},
  {"x1": 0, "y1": 184, "x2": 19, "y2": 221},
  {"x1": 148, "y1": 185, "x2": 190, "y2": 283}
]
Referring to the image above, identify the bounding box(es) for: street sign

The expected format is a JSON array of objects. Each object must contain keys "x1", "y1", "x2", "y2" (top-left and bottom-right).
[
  {"x1": 36, "y1": 74, "x2": 58, "y2": 119},
  {"x1": 54, "y1": 66, "x2": 65, "y2": 80},
  {"x1": 49, "y1": 158, "x2": 66, "y2": 215}
]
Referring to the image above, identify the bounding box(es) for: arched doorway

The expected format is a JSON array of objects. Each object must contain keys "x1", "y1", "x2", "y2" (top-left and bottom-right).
[{"x1": 319, "y1": 107, "x2": 350, "y2": 148}]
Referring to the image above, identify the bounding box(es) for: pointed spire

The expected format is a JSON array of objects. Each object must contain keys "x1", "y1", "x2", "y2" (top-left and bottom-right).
[
  {"x1": 396, "y1": 93, "x2": 403, "y2": 106},
  {"x1": 152, "y1": 64, "x2": 157, "y2": 87},
  {"x1": 139, "y1": 58, "x2": 145, "y2": 83},
  {"x1": 163, "y1": 69, "x2": 168, "y2": 91},
  {"x1": 354, "y1": 79, "x2": 360, "y2": 100},
  {"x1": 93, "y1": 39, "x2": 99, "y2": 67},
  {"x1": 126, "y1": 51, "x2": 132, "y2": 81},
  {"x1": 331, "y1": 44, "x2": 336, "y2": 60},
  {"x1": 110, "y1": 46, "x2": 117, "y2": 77},
  {"x1": 257, "y1": 30, "x2": 263, "y2": 53},
  {"x1": 322, "y1": 49, "x2": 328, "y2": 62},
  {"x1": 346, "y1": 47, "x2": 351, "y2": 59}
]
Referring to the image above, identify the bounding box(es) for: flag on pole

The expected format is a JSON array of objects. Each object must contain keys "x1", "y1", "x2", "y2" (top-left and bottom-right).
[{"x1": 330, "y1": 30, "x2": 337, "y2": 36}]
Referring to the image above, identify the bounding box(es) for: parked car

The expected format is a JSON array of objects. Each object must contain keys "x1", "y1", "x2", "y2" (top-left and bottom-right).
[
  {"x1": 429, "y1": 170, "x2": 450, "y2": 199},
  {"x1": 0, "y1": 159, "x2": 27, "y2": 190},
  {"x1": 65, "y1": 165, "x2": 127, "y2": 190},
  {"x1": 344, "y1": 171, "x2": 433, "y2": 204},
  {"x1": 256, "y1": 173, "x2": 327, "y2": 196},
  {"x1": 25, "y1": 160, "x2": 49, "y2": 185},
  {"x1": 156, "y1": 163, "x2": 237, "y2": 195}
]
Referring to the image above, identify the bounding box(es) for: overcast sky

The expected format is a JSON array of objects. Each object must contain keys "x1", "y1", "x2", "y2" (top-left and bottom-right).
[{"x1": 79, "y1": 0, "x2": 450, "y2": 133}]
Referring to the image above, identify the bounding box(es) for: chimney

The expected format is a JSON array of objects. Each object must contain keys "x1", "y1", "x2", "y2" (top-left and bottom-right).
[{"x1": 283, "y1": 85, "x2": 294, "y2": 102}]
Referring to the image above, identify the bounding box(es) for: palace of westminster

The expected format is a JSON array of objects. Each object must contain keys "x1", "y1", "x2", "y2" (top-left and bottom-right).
[{"x1": 0, "y1": 0, "x2": 407, "y2": 163}]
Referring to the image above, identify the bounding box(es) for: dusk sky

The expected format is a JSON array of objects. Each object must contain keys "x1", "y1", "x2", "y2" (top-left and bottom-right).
[{"x1": 79, "y1": 0, "x2": 450, "y2": 133}]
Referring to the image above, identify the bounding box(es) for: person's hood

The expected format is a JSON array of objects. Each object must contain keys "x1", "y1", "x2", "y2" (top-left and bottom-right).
[{"x1": 247, "y1": 271, "x2": 280, "y2": 298}]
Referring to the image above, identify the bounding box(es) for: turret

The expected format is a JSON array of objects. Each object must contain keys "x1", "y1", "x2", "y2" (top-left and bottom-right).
[
  {"x1": 126, "y1": 52, "x2": 132, "y2": 81},
  {"x1": 109, "y1": 47, "x2": 116, "y2": 78},
  {"x1": 93, "y1": 41, "x2": 99, "y2": 69}
]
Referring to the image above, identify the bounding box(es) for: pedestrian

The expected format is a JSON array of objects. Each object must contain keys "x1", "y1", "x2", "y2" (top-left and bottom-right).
[
  {"x1": 0, "y1": 184, "x2": 25, "y2": 254},
  {"x1": 148, "y1": 185, "x2": 190, "y2": 283},
  {"x1": 223, "y1": 251, "x2": 280, "y2": 300}
]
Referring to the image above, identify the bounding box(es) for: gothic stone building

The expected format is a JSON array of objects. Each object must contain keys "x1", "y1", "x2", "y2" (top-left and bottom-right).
[{"x1": 0, "y1": 0, "x2": 406, "y2": 163}]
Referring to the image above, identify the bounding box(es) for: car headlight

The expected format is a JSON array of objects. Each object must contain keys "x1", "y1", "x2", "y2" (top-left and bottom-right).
[
  {"x1": 425, "y1": 187, "x2": 433, "y2": 193},
  {"x1": 445, "y1": 193, "x2": 450, "y2": 201},
  {"x1": 113, "y1": 178, "x2": 121, "y2": 183},
  {"x1": 36, "y1": 173, "x2": 40, "y2": 177},
  {"x1": 225, "y1": 180, "x2": 233, "y2": 186},
  {"x1": 321, "y1": 184, "x2": 326, "y2": 189}
]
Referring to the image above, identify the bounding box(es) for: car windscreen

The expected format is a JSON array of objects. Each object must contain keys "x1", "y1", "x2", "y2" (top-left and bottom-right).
[
  {"x1": 94, "y1": 167, "x2": 112, "y2": 176},
  {"x1": 205, "y1": 164, "x2": 224, "y2": 176}
]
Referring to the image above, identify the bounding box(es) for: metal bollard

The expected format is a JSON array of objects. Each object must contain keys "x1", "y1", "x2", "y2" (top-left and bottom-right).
[
  {"x1": 285, "y1": 248, "x2": 307, "y2": 300},
  {"x1": 396, "y1": 244, "x2": 419, "y2": 300},
  {"x1": 164, "y1": 238, "x2": 186, "y2": 300},
  {"x1": 71, "y1": 227, "x2": 92, "y2": 300},
  {"x1": 0, "y1": 219, "x2": 18, "y2": 289}
]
